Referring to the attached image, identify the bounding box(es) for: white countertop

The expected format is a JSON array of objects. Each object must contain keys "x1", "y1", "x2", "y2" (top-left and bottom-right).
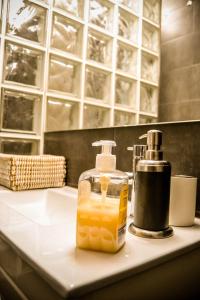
[{"x1": 0, "y1": 186, "x2": 200, "y2": 299}]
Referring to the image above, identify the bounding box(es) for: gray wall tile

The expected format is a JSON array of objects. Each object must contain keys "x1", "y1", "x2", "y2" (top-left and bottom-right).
[
  {"x1": 161, "y1": 33, "x2": 200, "y2": 73},
  {"x1": 45, "y1": 128, "x2": 114, "y2": 187},
  {"x1": 194, "y1": 0, "x2": 200, "y2": 32},
  {"x1": 161, "y1": 0, "x2": 188, "y2": 12},
  {"x1": 161, "y1": 5, "x2": 193, "y2": 43},
  {"x1": 44, "y1": 121, "x2": 200, "y2": 213},
  {"x1": 160, "y1": 64, "x2": 200, "y2": 105},
  {"x1": 159, "y1": 99, "x2": 200, "y2": 122},
  {"x1": 160, "y1": 0, "x2": 200, "y2": 122}
]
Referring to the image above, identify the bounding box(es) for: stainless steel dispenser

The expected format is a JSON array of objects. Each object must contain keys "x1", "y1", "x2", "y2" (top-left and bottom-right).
[
  {"x1": 127, "y1": 145, "x2": 147, "y2": 216},
  {"x1": 129, "y1": 130, "x2": 173, "y2": 239}
]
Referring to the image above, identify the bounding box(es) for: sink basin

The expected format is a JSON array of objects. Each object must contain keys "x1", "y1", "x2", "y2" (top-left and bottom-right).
[
  {"x1": 0, "y1": 187, "x2": 78, "y2": 225},
  {"x1": 0, "y1": 186, "x2": 200, "y2": 300}
]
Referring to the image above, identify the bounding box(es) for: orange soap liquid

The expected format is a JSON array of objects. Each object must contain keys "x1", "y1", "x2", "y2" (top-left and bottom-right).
[{"x1": 76, "y1": 197, "x2": 126, "y2": 253}]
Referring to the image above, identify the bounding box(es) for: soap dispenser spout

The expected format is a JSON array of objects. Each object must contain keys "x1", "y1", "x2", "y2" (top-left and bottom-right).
[
  {"x1": 92, "y1": 140, "x2": 116, "y2": 153},
  {"x1": 139, "y1": 130, "x2": 163, "y2": 160},
  {"x1": 139, "y1": 133, "x2": 147, "y2": 140},
  {"x1": 92, "y1": 140, "x2": 116, "y2": 172}
]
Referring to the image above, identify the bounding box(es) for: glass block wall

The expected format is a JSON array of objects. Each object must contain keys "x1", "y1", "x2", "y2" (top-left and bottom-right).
[{"x1": 0, "y1": 0, "x2": 161, "y2": 154}]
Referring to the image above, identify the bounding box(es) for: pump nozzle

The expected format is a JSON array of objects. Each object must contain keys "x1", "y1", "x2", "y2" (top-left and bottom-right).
[
  {"x1": 139, "y1": 130, "x2": 163, "y2": 160},
  {"x1": 92, "y1": 140, "x2": 116, "y2": 154},
  {"x1": 139, "y1": 133, "x2": 147, "y2": 140},
  {"x1": 139, "y1": 130, "x2": 162, "y2": 150},
  {"x1": 92, "y1": 140, "x2": 116, "y2": 171}
]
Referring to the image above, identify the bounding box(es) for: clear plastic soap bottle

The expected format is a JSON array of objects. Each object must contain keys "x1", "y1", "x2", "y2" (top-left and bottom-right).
[{"x1": 76, "y1": 140, "x2": 129, "y2": 253}]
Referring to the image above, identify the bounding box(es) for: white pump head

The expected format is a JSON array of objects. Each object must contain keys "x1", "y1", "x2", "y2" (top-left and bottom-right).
[{"x1": 92, "y1": 140, "x2": 116, "y2": 171}]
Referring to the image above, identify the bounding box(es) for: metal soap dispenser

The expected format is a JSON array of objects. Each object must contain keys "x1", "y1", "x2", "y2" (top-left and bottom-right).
[{"x1": 129, "y1": 130, "x2": 173, "y2": 239}]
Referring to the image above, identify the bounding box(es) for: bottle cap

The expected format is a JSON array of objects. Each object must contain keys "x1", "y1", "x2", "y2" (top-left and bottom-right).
[{"x1": 92, "y1": 140, "x2": 116, "y2": 171}]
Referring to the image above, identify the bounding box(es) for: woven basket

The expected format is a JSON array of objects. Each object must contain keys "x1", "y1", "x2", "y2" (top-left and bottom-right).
[{"x1": 0, "y1": 154, "x2": 66, "y2": 191}]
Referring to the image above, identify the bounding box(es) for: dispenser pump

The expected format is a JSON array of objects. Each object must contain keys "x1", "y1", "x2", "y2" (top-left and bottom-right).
[
  {"x1": 139, "y1": 130, "x2": 163, "y2": 160},
  {"x1": 92, "y1": 140, "x2": 116, "y2": 171}
]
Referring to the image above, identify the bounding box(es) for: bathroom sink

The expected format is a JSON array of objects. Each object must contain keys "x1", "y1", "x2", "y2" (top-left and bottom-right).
[
  {"x1": 0, "y1": 187, "x2": 78, "y2": 226},
  {"x1": 0, "y1": 186, "x2": 200, "y2": 300}
]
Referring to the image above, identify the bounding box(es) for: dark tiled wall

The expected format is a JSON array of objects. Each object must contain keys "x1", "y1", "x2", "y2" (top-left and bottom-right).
[
  {"x1": 159, "y1": 0, "x2": 200, "y2": 121},
  {"x1": 44, "y1": 121, "x2": 200, "y2": 212}
]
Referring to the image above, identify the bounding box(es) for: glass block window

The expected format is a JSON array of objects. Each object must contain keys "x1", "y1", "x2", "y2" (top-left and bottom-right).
[
  {"x1": 141, "y1": 51, "x2": 159, "y2": 83},
  {"x1": 85, "y1": 66, "x2": 110, "y2": 102},
  {"x1": 0, "y1": 0, "x2": 161, "y2": 154},
  {"x1": 54, "y1": 0, "x2": 84, "y2": 18},
  {"x1": 6, "y1": 0, "x2": 46, "y2": 45},
  {"x1": 139, "y1": 115, "x2": 158, "y2": 124},
  {"x1": 51, "y1": 14, "x2": 83, "y2": 56},
  {"x1": 115, "y1": 76, "x2": 136, "y2": 108},
  {"x1": 114, "y1": 110, "x2": 136, "y2": 126},
  {"x1": 83, "y1": 104, "x2": 110, "y2": 129},
  {"x1": 0, "y1": 0, "x2": 3, "y2": 32},
  {"x1": 118, "y1": 9, "x2": 138, "y2": 44},
  {"x1": 1, "y1": 89, "x2": 41, "y2": 133},
  {"x1": 4, "y1": 42, "x2": 43, "y2": 88},
  {"x1": 0, "y1": 138, "x2": 38, "y2": 155},
  {"x1": 142, "y1": 21, "x2": 159, "y2": 53},
  {"x1": 117, "y1": 42, "x2": 137, "y2": 75},
  {"x1": 118, "y1": 0, "x2": 140, "y2": 14},
  {"x1": 49, "y1": 55, "x2": 80, "y2": 96},
  {"x1": 87, "y1": 29, "x2": 112, "y2": 66},
  {"x1": 89, "y1": 0, "x2": 113, "y2": 32},
  {"x1": 46, "y1": 98, "x2": 79, "y2": 131},
  {"x1": 143, "y1": 0, "x2": 161, "y2": 24},
  {"x1": 140, "y1": 83, "x2": 158, "y2": 114}
]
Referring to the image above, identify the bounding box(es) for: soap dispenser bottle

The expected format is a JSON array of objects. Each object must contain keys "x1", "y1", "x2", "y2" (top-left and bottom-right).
[
  {"x1": 76, "y1": 140, "x2": 129, "y2": 253},
  {"x1": 129, "y1": 130, "x2": 173, "y2": 238}
]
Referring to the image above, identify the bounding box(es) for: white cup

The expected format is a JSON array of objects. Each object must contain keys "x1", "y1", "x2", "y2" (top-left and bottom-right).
[{"x1": 169, "y1": 175, "x2": 197, "y2": 226}]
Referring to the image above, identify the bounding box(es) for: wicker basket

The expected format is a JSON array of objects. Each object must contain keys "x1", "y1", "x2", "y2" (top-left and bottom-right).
[{"x1": 0, "y1": 154, "x2": 66, "y2": 191}]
